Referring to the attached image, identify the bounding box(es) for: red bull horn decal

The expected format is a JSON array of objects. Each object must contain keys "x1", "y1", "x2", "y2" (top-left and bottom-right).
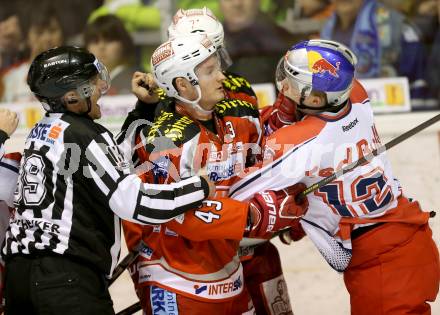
[{"x1": 308, "y1": 51, "x2": 340, "y2": 78}]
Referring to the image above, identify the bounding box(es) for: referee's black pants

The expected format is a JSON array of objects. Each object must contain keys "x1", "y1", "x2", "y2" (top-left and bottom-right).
[{"x1": 5, "y1": 254, "x2": 115, "y2": 315}]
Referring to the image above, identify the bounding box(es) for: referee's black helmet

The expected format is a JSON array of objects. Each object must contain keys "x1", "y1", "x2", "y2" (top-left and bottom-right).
[{"x1": 27, "y1": 46, "x2": 110, "y2": 112}]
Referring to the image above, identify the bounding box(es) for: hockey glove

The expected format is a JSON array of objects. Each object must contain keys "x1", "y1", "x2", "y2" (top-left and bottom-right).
[
  {"x1": 246, "y1": 183, "x2": 308, "y2": 239},
  {"x1": 260, "y1": 92, "x2": 297, "y2": 134}
]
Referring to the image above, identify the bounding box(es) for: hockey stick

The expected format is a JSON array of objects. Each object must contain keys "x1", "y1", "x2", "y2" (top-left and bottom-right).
[
  {"x1": 108, "y1": 251, "x2": 139, "y2": 286},
  {"x1": 116, "y1": 301, "x2": 142, "y2": 315}
]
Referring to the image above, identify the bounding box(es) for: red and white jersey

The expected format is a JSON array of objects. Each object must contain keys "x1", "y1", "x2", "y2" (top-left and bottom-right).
[
  {"x1": 0, "y1": 152, "x2": 21, "y2": 264},
  {"x1": 230, "y1": 80, "x2": 404, "y2": 271},
  {"x1": 122, "y1": 98, "x2": 261, "y2": 301},
  {"x1": 0, "y1": 152, "x2": 21, "y2": 207}
]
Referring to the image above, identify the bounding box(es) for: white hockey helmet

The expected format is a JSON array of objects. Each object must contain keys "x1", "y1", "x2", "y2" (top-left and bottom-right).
[
  {"x1": 276, "y1": 39, "x2": 358, "y2": 111},
  {"x1": 151, "y1": 33, "x2": 218, "y2": 113},
  {"x1": 168, "y1": 7, "x2": 232, "y2": 69}
]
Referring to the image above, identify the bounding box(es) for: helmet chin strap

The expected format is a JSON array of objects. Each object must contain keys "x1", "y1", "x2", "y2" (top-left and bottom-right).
[
  {"x1": 84, "y1": 97, "x2": 92, "y2": 115},
  {"x1": 174, "y1": 85, "x2": 214, "y2": 116},
  {"x1": 296, "y1": 86, "x2": 345, "y2": 114}
]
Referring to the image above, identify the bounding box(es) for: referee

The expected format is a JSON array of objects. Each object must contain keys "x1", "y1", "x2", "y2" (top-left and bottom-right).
[{"x1": 2, "y1": 46, "x2": 213, "y2": 315}]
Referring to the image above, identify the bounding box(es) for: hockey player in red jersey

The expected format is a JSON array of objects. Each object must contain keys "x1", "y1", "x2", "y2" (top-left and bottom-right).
[
  {"x1": 121, "y1": 34, "x2": 307, "y2": 314},
  {"x1": 118, "y1": 7, "x2": 296, "y2": 168},
  {"x1": 118, "y1": 7, "x2": 300, "y2": 315},
  {"x1": 230, "y1": 39, "x2": 440, "y2": 315}
]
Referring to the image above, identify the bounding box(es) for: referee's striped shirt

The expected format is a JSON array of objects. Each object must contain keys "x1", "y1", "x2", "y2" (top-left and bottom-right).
[{"x1": 3, "y1": 112, "x2": 209, "y2": 277}]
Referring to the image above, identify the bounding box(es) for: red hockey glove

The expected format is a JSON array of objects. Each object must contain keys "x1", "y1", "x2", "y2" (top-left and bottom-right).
[
  {"x1": 268, "y1": 92, "x2": 297, "y2": 131},
  {"x1": 246, "y1": 183, "x2": 308, "y2": 239}
]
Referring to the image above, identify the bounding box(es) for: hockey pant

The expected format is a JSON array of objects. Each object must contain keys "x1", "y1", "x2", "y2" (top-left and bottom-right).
[
  {"x1": 344, "y1": 222, "x2": 440, "y2": 315},
  {"x1": 5, "y1": 254, "x2": 114, "y2": 315},
  {"x1": 242, "y1": 242, "x2": 293, "y2": 315}
]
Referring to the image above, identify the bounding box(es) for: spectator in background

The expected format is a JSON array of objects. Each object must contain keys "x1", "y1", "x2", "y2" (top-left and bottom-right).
[
  {"x1": 89, "y1": 0, "x2": 222, "y2": 32},
  {"x1": 410, "y1": 1, "x2": 439, "y2": 47},
  {"x1": 381, "y1": 1, "x2": 438, "y2": 48},
  {"x1": 292, "y1": 0, "x2": 334, "y2": 39},
  {"x1": 88, "y1": 0, "x2": 222, "y2": 72},
  {"x1": 52, "y1": 0, "x2": 103, "y2": 42},
  {"x1": 259, "y1": 0, "x2": 293, "y2": 23},
  {"x1": 220, "y1": 0, "x2": 296, "y2": 83},
  {"x1": 0, "y1": 0, "x2": 27, "y2": 73},
  {"x1": 0, "y1": 1, "x2": 64, "y2": 103},
  {"x1": 84, "y1": 15, "x2": 137, "y2": 95},
  {"x1": 426, "y1": 0, "x2": 440, "y2": 106},
  {"x1": 379, "y1": 0, "x2": 416, "y2": 15},
  {"x1": 321, "y1": 0, "x2": 432, "y2": 109},
  {"x1": 297, "y1": 0, "x2": 334, "y2": 20}
]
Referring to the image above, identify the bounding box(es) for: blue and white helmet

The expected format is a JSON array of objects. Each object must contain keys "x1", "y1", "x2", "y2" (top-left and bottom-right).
[{"x1": 276, "y1": 39, "x2": 357, "y2": 108}]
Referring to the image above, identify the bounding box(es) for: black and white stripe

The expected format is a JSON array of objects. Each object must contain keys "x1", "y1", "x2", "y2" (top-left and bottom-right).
[
  {"x1": 3, "y1": 113, "x2": 209, "y2": 277},
  {"x1": 88, "y1": 131, "x2": 208, "y2": 224}
]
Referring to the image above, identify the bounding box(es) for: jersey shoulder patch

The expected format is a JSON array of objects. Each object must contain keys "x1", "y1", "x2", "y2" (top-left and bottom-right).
[
  {"x1": 141, "y1": 108, "x2": 200, "y2": 152},
  {"x1": 215, "y1": 98, "x2": 259, "y2": 119},
  {"x1": 222, "y1": 72, "x2": 256, "y2": 97}
]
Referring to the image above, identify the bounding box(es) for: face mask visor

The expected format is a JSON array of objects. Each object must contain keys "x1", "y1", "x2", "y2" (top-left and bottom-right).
[
  {"x1": 275, "y1": 57, "x2": 312, "y2": 104},
  {"x1": 93, "y1": 59, "x2": 111, "y2": 95},
  {"x1": 218, "y1": 46, "x2": 232, "y2": 70}
]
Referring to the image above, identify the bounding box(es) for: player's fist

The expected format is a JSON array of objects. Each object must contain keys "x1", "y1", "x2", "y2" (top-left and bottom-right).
[
  {"x1": 268, "y1": 92, "x2": 297, "y2": 130},
  {"x1": 131, "y1": 71, "x2": 160, "y2": 104},
  {"x1": 247, "y1": 183, "x2": 308, "y2": 239},
  {"x1": 0, "y1": 109, "x2": 19, "y2": 137}
]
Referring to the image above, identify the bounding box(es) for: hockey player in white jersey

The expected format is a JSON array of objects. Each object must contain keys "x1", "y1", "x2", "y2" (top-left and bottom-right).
[
  {"x1": 0, "y1": 108, "x2": 19, "y2": 312},
  {"x1": 229, "y1": 39, "x2": 439, "y2": 315},
  {"x1": 0, "y1": 108, "x2": 18, "y2": 158}
]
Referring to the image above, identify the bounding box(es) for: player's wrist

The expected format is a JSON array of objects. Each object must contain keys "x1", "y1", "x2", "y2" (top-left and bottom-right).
[{"x1": 198, "y1": 176, "x2": 212, "y2": 198}]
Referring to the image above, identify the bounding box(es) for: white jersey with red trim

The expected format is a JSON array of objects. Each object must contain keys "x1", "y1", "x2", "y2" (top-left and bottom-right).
[
  {"x1": 0, "y1": 152, "x2": 21, "y2": 304},
  {"x1": 0, "y1": 152, "x2": 21, "y2": 207},
  {"x1": 0, "y1": 152, "x2": 21, "y2": 260},
  {"x1": 229, "y1": 80, "x2": 402, "y2": 271}
]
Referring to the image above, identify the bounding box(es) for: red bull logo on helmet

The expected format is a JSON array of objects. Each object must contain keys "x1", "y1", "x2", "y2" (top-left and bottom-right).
[{"x1": 308, "y1": 51, "x2": 340, "y2": 78}]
